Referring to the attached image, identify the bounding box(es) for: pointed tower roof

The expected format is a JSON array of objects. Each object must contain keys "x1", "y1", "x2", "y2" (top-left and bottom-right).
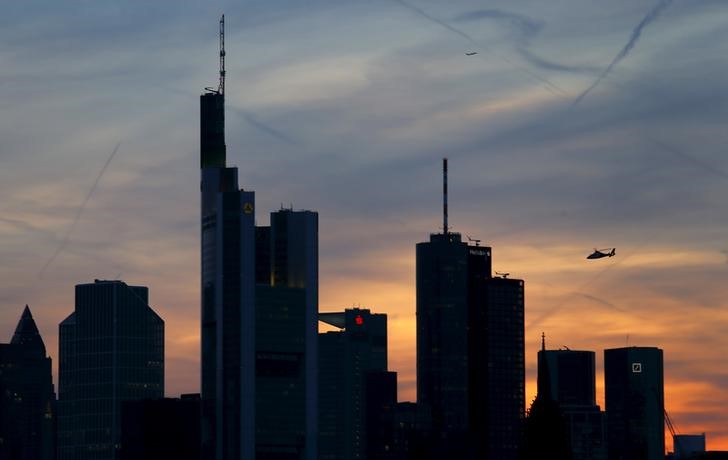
[
  {"x1": 536, "y1": 332, "x2": 553, "y2": 401},
  {"x1": 11, "y1": 305, "x2": 47, "y2": 356}
]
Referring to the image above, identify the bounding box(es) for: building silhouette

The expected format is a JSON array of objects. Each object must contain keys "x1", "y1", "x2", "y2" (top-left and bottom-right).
[
  {"x1": 57, "y1": 280, "x2": 164, "y2": 460},
  {"x1": 604, "y1": 347, "x2": 664, "y2": 460},
  {"x1": 120, "y1": 395, "x2": 200, "y2": 460},
  {"x1": 542, "y1": 348, "x2": 606, "y2": 460},
  {"x1": 0, "y1": 305, "x2": 56, "y2": 460},
  {"x1": 199, "y1": 83, "x2": 256, "y2": 460},
  {"x1": 200, "y1": 17, "x2": 318, "y2": 460},
  {"x1": 319, "y1": 308, "x2": 388, "y2": 460},
  {"x1": 671, "y1": 434, "x2": 706, "y2": 459},
  {"x1": 520, "y1": 335, "x2": 572, "y2": 460},
  {"x1": 254, "y1": 209, "x2": 318, "y2": 459},
  {"x1": 416, "y1": 159, "x2": 524, "y2": 460}
]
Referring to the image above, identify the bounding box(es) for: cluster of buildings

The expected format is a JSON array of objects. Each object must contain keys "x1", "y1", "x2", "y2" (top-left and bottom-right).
[{"x1": 1, "y1": 28, "x2": 726, "y2": 460}]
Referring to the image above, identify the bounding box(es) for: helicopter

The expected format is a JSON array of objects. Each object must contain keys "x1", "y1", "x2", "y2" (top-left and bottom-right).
[{"x1": 587, "y1": 248, "x2": 616, "y2": 259}]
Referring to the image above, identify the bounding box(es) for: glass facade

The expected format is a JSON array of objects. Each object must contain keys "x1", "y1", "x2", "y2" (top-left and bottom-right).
[
  {"x1": 417, "y1": 232, "x2": 524, "y2": 460},
  {"x1": 58, "y1": 280, "x2": 164, "y2": 460}
]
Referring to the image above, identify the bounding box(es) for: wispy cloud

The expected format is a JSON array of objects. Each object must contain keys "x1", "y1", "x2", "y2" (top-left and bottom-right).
[{"x1": 572, "y1": 0, "x2": 674, "y2": 107}]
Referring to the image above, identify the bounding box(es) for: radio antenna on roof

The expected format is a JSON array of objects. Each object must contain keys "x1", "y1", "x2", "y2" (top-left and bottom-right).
[{"x1": 218, "y1": 15, "x2": 226, "y2": 95}]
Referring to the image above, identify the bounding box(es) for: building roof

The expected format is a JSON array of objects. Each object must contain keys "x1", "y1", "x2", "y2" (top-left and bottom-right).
[{"x1": 10, "y1": 305, "x2": 47, "y2": 356}]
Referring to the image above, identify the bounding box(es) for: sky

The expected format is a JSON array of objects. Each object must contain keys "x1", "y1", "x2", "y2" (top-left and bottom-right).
[{"x1": 1, "y1": 0, "x2": 728, "y2": 451}]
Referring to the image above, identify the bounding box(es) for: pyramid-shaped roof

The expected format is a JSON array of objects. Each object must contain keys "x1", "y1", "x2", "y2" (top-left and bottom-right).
[{"x1": 10, "y1": 305, "x2": 47, "y2": 356}]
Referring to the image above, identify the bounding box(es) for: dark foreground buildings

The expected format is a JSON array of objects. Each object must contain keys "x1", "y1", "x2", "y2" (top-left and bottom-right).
[
  {"x1": 120, "y1": 395, "x2": 200, "y2": 460},
  {"x1": 58, "y1": 280, "x2": 164, "y2": 460},
  {"x1": 605, "y1": 346, "x2": 664, "y2": 460},
  {"x1": 416, "y1": 159, "x2": 525, "y2": 460},
  {"x1": 521, "y1": 337, "x2": 572, "y2": 460},
  {"x1": 542, "y1": 348, "x2": 607, "y2": 460},
  {"x1": 0, "y1": 306, "x2": 55, "y2": 460},
  {"x1": 319, "y1": 308, "x2": 388, "y2": 460}
]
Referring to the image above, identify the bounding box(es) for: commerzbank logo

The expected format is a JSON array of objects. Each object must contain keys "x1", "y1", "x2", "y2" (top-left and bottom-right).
[{"x1": 243, "y1": 202, "x2": 254, "y2": 214}]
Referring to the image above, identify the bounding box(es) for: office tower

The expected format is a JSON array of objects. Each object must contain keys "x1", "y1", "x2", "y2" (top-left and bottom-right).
[
  {"x1": 120, "y1": 395, "x2": 200, "y2": 460},
  {"x1": 199, "y1": 18, "x2": 319, "y2": 460},
  {"x1": 199, "y1": 16, "x2": 256, "y2": 460},
  {"x1": 0, "y1": 306, "x2": 55, "y2": 460},
  {"x1": 605, "y1": 347, "x2": 665, "y2": 460},
  {"x1": 542, "y1": 348, "x2": 607, "y2": 460},
  {"x1": 319, "y1": 308, "x2": 387, "y2": 460},
  {"x1": 416, "y1": 159, "x2": 524, "y2": 460},
  {"x1": 58, "y1": 280, "x2": 164, "y2": 460},
  {"x1": 255, "y1": 209, "x2": 318, "y2": 460},
  {"x1": 521, "y1": 336, "x2": 572, "y2": 459}
]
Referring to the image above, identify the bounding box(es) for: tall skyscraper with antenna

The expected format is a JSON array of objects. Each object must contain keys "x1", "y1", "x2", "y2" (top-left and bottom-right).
[
  {"x1": 416, "y1": 159, "x2": 524, "y2": 460},
  {"x1": 200, "y1": 15, "x2": 257, "y2": 460},
  {"x1": 199, "y1": 16, "x2": 318, "y2": 460}
]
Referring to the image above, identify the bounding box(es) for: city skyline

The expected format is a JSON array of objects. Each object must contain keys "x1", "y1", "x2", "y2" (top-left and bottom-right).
[{"x1": 1, "y1": 0, "x2": 728, "y2": 451}]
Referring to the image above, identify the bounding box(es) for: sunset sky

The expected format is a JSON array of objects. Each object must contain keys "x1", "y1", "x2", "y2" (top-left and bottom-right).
[{"x1": 1, "y1": 0, "x2": 728, "y2": 451}]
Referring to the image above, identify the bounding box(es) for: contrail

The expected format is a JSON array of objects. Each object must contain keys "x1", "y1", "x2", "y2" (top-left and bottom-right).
[
  {"x1": 527, "y1": 236, "x2": 655, "y2": 328},
  {"x1": 38, "y1": 142, "x2": 121, "y2": 278},
  {"x1": 651, "y1": 138, "x2": 728, "y2": 181},
  {"x1": 572, "y1": 0, "x2": 674, "y2": 107},
  {"x1": 391, "y1": 0, "x2": 567, "y2": 95},
  {"x1": 231, "y1": 108, "x2": 299, "y2": 146}
]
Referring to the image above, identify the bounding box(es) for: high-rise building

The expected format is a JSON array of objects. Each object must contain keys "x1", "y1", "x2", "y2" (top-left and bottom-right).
[
  {"x1": 0, "y1": 305, "x2": 56, "y2": 460},
  {"x1": 255, "y1": 209, "x2": 318, "y2": 460},
  {"x1": 58, "y1": 280, "x2": 164, "y2": 460},
  {"x1": 604, "y1": 346, "x2": 664, "y2": 460},
  {"x1": 521, "y1": 336, "x2": 572, "y2": 459},
  {"x1": 199, "y1": 17, "x2": 256, "y2": 460},
  {"x1": 200, "y1": 18, "x2": 318, "y2": 460},
  {"x1": 319, "y1": 308, "x2": 387, "y2": 460},
  {"x1": 416, "y1": 159, "x2": 524, "y2": 460},
  {"x1": 542, "y1": 348, "x2": 607, "y2": 460}
]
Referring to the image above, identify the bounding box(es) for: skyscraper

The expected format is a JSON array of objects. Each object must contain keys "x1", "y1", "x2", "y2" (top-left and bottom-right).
[
  {"x1": 521, "y1": 336, "x2": 572, "y2": 460},
  {"x1": 199, "y1": 16, "x2": 256, "y2": 460},
  {"x1": 255, "y1": 209, "x2": 318, "y2": 460},
  {"x1": 0, "y1": 306, "x2": 55, "y2": 460},
  {"x1": 605, "y1": 346, "x2": 665, "y2": 460},
  {"x1": 200, "y1": 17, "x2": 318, "y2": 460},
  {"x1": 416, "y1": 159, "x2": 524, "y2": 460},
  {"x1": 58, "y1": 280, "x2": 164, "y2": 460},
  {"x1": 319, "y1": 308, "x2": 387, "y2": 460},
  {"x1": 542, "y1": 348, "x2": 607, "y2": 460}
]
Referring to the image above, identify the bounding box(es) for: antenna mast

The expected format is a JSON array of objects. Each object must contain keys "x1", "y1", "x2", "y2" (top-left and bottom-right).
[
  {"x1": 218, "y1": 15, "x2": 226, "y2": 95},
  {"x1": 443, "y1": 158, "x2": 448, "y2": 235}
]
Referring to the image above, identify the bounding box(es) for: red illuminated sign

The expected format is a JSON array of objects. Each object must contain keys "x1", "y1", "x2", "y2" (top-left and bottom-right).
[{"x1": 355, "y1": 315, "x2": 364, "y2": 326}]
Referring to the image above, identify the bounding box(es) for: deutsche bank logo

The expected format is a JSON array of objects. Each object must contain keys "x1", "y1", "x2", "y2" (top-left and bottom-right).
[{"x1": 632, "y1": 362, "x2": 642, "y2": 373}]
